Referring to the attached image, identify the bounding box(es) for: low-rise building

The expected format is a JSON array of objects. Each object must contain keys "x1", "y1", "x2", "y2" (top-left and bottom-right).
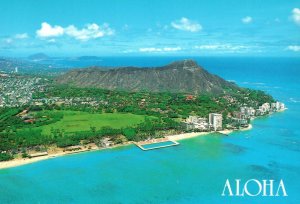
[
  {"x1": 242, "y1": 107, "x2": 255, "y2": 116},
  {"x1": 272, "y1": 101, "x2": 285, "y2": 111},
  {"x1": 257, "y1": 102, "x2": 271, "y2": 115},
  {"x1": 184, "y1": 116, "x2": 209, "y2": 131},
  {"x1": 233, "y1": 111, "x2": 246, "y2": 120}
]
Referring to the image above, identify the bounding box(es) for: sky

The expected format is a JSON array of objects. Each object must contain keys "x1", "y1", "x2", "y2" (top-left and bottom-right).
[{"x1": 0, "y1": 0, "x2": 299, "y2": 57}]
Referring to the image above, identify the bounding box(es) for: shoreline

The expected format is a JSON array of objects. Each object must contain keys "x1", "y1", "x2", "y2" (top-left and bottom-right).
[
  {"x1": 0, "y1": 146, "x2": 99, "y2": 170},
  {"x1": 218, "y1": 123, "x2": 253, "y2": 135},
  {"x1": 167, "y1": 131, "x2": 211, "y2": 141},
  {"x1": 0, "y1": 124, "x2": 253, "y2": 170}
]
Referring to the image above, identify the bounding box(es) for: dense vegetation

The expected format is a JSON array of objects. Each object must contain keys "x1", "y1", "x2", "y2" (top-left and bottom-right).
[
  {"x1": 0, "y1": 84, "x2": 274, "y2": 161},
  {"x1": 34, "y1": 85, "x2": 274, "y2": 118},
  {"x1": 0, "y1": 110, "x2": 179, "y2": 160}
]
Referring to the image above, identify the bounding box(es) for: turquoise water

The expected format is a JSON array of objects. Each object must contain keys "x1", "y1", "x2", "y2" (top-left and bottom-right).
[
  {"x1": 0, "y1": 57, "x2": 299, "y2": 203},
  {"x1": 141, "y1": 141, "x2": 177, "y2": 150}
]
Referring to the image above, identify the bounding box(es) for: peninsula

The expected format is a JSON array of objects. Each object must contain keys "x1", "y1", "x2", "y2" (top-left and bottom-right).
[{"x1": 0, "y1": 60, "x2": 285, "y2": 168}]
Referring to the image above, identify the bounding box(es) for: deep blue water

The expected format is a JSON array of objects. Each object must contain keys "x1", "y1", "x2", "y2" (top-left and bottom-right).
[{"x1": 0, "y1": 57, "x2": 299, "y2": 204}]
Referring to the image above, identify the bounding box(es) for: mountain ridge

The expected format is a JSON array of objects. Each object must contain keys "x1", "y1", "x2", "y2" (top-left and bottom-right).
[{"x1": 56, "y1": 59, "x2": 238, "y2": 94}]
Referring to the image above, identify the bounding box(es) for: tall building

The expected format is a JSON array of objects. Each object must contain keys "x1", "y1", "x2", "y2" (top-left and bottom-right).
[{"x1": 209, "y1": 113, "x2": 222, "y2": 131}]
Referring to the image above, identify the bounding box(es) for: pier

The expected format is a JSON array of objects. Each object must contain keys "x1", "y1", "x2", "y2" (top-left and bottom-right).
[
  {"x1": 135, "y1": 138, "x2": 179, "y2": 151},
  {"x1": 216, "y1": 132, "x2": 229, "y2": 136}
]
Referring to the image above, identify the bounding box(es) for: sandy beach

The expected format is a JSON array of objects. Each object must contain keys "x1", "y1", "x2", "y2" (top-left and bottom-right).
[
  {"x1": 0, "y1": 153, "x2": 63, "y2": 170},
  {"x1": 0, "y1": 125, "x2": 253, "y2": 170},
  {"x1": 166, "y1": 131, "x2": 211, "y2": 141},
  {"x1": 218, "y1": 124, "x2": 253, "y2": 135},
  {"x1": 0, "y1": 146, "x2": 100, "y2": 170},
  {"x1": 168, "y1": 124, "x2": 253, "y2": 141}
]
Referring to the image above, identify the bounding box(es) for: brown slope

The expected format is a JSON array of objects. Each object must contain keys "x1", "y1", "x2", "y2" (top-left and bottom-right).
[{"x1": 56, "y1": 59, "x2": 238, "y2": 94}]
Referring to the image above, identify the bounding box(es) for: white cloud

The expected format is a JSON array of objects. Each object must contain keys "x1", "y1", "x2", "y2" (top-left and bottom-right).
[
  {"x1": 241, "y1": 16, "x2": 253, "y2": 24},
  {"x1": 48, "y1": 39, "x2": 56, "y2": 43},
  {"x1": 292, "y1": 8, "x2": 300, "y2": 25},
  {"x1": 65, "y1": 23, "x2": 114, "y2": 41},
  {"x1": 15, "y1": 33, "x2": 28, "y2": 39},
  {"x1": 139, "y1": 47, "x2": 182, "y2": 53},
  {"x1": 287, "y1": 45, "x2": 300, "y2": 52},
  {"x1": 171, "y1": 17, "x2": 202, "y2": 32},
  {"x1": 36, "y1": 22, "x2": 64, "y2": 37},
  {"x1": 122, "y1": 49, "x2": 135, "y2": 53},
  {"x1": 139, "y1": 47, "x2": 161, "y2": 52},
  {"x1": 163, "y1": 47, "x2": 182, "y2": 51},
  {"x1": 194, "y1": 44, "x2": 252, "y2": 52},
  {"x1": 194, "y1": 45, "x2": 220, "y2": 50},
  {"x1": 36, "y1": 22, "x2": 114, "y2": 40}
]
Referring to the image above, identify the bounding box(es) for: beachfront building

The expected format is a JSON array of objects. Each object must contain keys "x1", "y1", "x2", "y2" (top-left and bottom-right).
[
  {"x1": 279, "y1": 102, "x2": 285, "y2": 110},
  {"x1": 184, "y1": 116, "x2": 209, "y2": 131},
  {"x1": 271, "y1": 101, "x2": 285, "y2": 111},
  {"x1": 209, "y1": 113, "x2": 222, "y2": 131},
  {"x1": 231, "y1": 117, "x2": 248, "y2": 128},
  {"x1": 261, "y1": 103, "x2": 270, "y2": 113},
  {"x1": 256, "y1": 102, "x2": 271, "y2": 115},
  {"x1": 232, "y1": 108, "x2": 251, "y2": 128},
  {"x1": 233, "y1": 111, "x2": 246, "y2": 120},
  {"x1": 256, "y1": 102, "x2": 285, "y2": 116}
]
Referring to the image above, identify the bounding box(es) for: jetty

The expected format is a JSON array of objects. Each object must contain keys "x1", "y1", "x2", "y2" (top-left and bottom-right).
[{"x1": 216, "y1": 132, "x2": 229, "y2": 136}]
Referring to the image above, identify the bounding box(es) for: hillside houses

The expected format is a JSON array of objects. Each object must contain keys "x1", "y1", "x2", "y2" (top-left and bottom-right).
[{"x1": 0, "y1": 73, "x2": 47, "y2": 107}]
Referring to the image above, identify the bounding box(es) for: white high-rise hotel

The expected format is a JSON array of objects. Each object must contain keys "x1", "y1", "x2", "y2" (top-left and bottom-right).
[{"x1": 209, "y1": 113, "x2": 223, "y2": 131}]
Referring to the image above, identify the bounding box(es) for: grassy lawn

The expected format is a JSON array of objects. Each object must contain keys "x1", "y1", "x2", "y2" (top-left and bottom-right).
[{"x1": 32, "y1": 111, "x2": 149, "y2": 135}]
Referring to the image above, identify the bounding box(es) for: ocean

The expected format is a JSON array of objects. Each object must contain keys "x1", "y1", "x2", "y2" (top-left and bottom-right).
[{"x1": 0, "y1": 57, "x2": 299, "y2": 204}]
